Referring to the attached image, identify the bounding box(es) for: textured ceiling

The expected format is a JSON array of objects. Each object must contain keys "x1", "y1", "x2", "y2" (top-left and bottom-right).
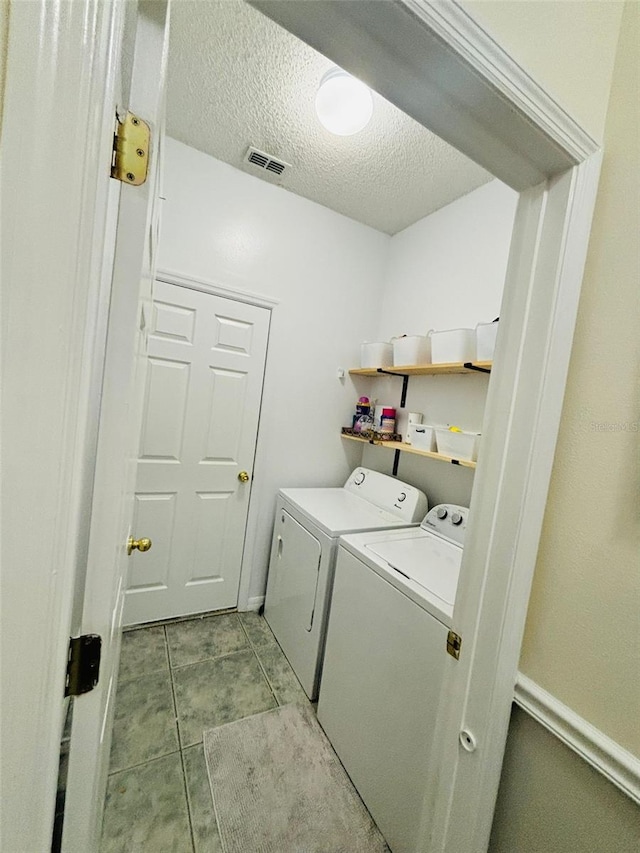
[{"x1": 166, "y1": 0, "x2": 493, "y2": 235}]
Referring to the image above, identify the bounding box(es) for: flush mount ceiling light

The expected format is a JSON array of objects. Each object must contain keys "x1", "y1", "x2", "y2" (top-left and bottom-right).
[{"x1": 315, "y1": 67, "x2": 374, "y2": 136}]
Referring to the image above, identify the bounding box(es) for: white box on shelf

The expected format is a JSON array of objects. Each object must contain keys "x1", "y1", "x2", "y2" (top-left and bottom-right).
[
  {"x1": 435, "y1": 428, "x2": 481, "y2": 461},
  {"x1": 476, "y1": 321, "x2": 499, "y2": 362},
  {"x1": 360, "y1": 341, "x2": 393, "y2": 369},
  {"x1": 430, "y1": 328, "x2": 476, "y2": 364},
  {"x1": 392, "y1": 335, "x2": 432, "y2": 366},
  {"x1": 408, "y1": 423, "x2": 437, "y2": 451}
]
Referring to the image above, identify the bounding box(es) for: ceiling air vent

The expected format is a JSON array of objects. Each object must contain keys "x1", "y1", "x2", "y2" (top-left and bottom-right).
[{"x1": 244, "y1": 147, "x2": 290, "y2": 181}]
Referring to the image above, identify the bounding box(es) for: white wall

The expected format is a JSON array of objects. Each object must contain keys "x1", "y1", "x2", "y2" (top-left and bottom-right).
[
  {"x1": 378, "y1": 180, "x2": 517, "y2": 338},
  {"x1": 518, "y1": 0, "x2": 640, "y2": 757},
  {"x1": 159, "y1": 141, "x2": 518, "y2": 597},
  {"x1": 158, "y1": 138, "x2": 389, "y2": 600},
  {"x1": 490, "y1": 706, "x2": 640, "y2": 853},
  {"x1": 461, "y1": 0, "x2": 624, "y2": 144},
  {"x1": 361, "y1": 179, "x2": 518, "y2": 510}
]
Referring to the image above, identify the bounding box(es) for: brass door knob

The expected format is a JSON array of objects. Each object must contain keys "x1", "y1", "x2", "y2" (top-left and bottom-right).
[
  {"x1": 127, "y1": 537, "x2": 152, "y2": 556},
  {"x1": 238, "y1": 471, "x2": 250, "y2": 483}
]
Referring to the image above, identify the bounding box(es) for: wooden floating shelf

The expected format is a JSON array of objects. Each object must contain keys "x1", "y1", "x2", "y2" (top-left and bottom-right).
[
  {"x1": 341, "y1": 434, "x2": 477, "y2": 470},
  {"x1": 349, "y1": 361, "x2": 492, "y2": 377}
]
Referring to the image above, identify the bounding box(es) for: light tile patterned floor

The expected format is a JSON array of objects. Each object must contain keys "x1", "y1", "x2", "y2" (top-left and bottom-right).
[{"x1": 100, "y1": 611, "x2": 309, "y2": 853}]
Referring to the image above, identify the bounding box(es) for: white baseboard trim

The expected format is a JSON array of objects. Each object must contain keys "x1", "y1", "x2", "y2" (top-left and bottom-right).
[
  {"x1": 242, "y1": 596, "x2": 265, "y2": 613},
  {"x1": 515, "y1": 673, "x2": 640, "y2": 805}
]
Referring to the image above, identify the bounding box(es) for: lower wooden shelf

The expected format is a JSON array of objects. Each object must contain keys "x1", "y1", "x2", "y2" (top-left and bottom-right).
[{"x1": 341, "y1": 433, "x2": 477, "y2": 470}]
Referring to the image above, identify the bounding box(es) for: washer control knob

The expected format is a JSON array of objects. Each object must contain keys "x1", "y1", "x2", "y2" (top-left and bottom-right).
[
  {"x1": 354, "y1": 471, "x2": 365, "y2": 485},
  {"x1": 451, "y1": 512, "x2": 463, "y2": 526},
  {"x1": 436, "y1": 506, "x2": 448, "y2": 519},
  {"x1": 397, "y1": 492, "x2": 406, "y2": 502}
]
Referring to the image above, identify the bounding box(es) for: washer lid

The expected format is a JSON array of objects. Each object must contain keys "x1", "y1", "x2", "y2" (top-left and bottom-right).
[
  {"x1": 280, "y1": 488, "x2": 413, "y2": 536},
  {"x1": 367, "y1": 534, "x2": 462, "y2": 606}
]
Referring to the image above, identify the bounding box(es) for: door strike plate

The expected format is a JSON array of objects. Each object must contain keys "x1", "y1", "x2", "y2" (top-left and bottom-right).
[{"x1": 447, "y1": 630, "x2": 462, "y2": 660}]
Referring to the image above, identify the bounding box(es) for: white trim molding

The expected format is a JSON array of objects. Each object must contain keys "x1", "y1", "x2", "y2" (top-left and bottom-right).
[
  {"x1": 403, "y1": 0, "x2": 599, "y2": 165},
  {"x1": 516, "y1": 674, "x2": 640, "y2": 805},
  {"x1": 242, "y1": 596, "x2": 265, "y2": 613},
  {"x1": 156, "y1": 268, "x2": 279, "y2": 310},
  {"x1": 250, "y1": 0, "x2": 599, "y2": 190}
]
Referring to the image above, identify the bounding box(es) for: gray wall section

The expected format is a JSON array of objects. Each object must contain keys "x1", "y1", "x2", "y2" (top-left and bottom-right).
[{"x1": 489, "y1": 706, "x2": 640, "y2": 853}]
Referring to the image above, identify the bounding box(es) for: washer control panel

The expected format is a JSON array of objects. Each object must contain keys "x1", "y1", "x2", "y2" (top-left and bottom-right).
[
  {"x1": 344, "y1": 467, "x2": 428, "y2": 523},
  {"x1": 421, "y1": 504, "x2": 469, "y2": 547}
]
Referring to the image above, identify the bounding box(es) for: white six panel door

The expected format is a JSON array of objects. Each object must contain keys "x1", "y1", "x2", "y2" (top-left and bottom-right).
[{"x1": 124, "y1": 281, "x2": 270, "y2": 624}]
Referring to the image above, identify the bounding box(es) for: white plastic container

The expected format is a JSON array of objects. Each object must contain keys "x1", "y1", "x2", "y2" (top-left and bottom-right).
[
  {"x1": 476, "y1": 321, "x2": 499, "y2": 362},
  {"x1": 430, "y1": 328, "x2": 476, "y2": 364},
  {"x1": 408, "y1": 423, "x2": 437, "y2": 451},
  {"x1": 392, "y1": 335, "x2": 432, "y2": 367},
  {"x1": 360, "y1": 341, "x2": 393, "y2": 369},
  {"x1": 435, "y1": 428, "x2": 481, "y2": 462}
]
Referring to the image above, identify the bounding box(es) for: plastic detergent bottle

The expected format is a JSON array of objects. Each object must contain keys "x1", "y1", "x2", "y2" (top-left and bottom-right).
[{"x1": 353, "y1": 397, "x2": 371, "y2": 432}]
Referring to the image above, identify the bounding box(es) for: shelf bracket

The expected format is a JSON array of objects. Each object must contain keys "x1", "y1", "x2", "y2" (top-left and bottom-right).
[
  {"x1": 392, "y1": 449, "x2": 400, "y2": 476},
  {"x1": 463, "y1": 362, "x2": 491, "y2": 374},
  {"x1": 375, "y1": 369, "x2": 410, "y2": 408}
]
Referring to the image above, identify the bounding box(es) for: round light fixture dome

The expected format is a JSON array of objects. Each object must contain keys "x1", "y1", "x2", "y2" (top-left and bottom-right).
[{"x1": 315, "y1": 68, "x2": 373, "y2": 136}]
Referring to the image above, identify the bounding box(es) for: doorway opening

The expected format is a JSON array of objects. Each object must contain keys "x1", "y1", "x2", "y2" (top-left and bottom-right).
[{"x1": 99, "y1": 1, "x2": 519, "y2": 850}]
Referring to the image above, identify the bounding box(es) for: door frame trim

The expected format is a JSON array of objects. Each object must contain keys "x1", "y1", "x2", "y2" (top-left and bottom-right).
[
  {"x1": 2, "y1": 0, "x2": 606, "y2": 850},
  {"x1": 157, "y1": 267, "x2": 280, "y2": 310},
  {"x1": 251, "y1": 2, "x2": 603, "y2": 851}
]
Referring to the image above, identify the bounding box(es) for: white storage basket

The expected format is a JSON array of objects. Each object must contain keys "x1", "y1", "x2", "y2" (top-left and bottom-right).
[
  {"x1": 408, "y1": 423, "x2": 437, "y2": 451},
  {"x1": 430, "y1": 328, "x2": 476, "y2": 364},
  {"x1": 360, "y1": 342, "x2": 393, "y2": 369},
  {"x1": 476, "y1": 321, "x2": 499, "y2": 362},
  {"x1": 435, "y1": 428, "x2": 480, "y2": 462},
  {"x1": 392, "y1": 335, "x2": 432, "y2": 366}
]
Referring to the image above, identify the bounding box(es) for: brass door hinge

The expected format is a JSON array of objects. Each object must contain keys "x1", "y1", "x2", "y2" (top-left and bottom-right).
[
  {"x1": 65, "y1": 634, "x2": 102, "y2": 697},
  {"x1": 447, "y1": 630, "x2": 462, "y2": 660},
  {"x1": 111, "y1": 110, "x2": 150, "y2": 186}
]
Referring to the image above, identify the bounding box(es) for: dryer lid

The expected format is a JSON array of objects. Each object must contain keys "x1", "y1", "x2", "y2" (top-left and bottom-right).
[
  {"x1": 279, "y1": 488, "x2": 412, "y2": 536},
  {"x1": 367, "y1": 533, "x2": 462, "y2": 606}
]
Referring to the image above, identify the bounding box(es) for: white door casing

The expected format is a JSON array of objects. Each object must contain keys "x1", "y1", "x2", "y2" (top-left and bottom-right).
[
  {"x1": 1, "y1": 1, "x2": 603, "y2": 851},
  {"x1": 124, "y1": 281, "x2": 270, "y2": 625},
  {"x1": 60, "y1": 2, "x2": 170, "y2": 851},
  {"x1": 251, "y1": 3, "x2": 602, "y2": 852}
]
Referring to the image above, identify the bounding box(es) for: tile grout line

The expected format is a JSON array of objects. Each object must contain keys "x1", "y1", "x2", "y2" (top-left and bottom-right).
[
  {"x1": 170, "y1": 645, "x2": 256, "y2": 672},
  {"x1": 237, "y1": 615, "x2": 282, "y2": 707},
  {"x1": 107, "y1": 748, "x2": 183, "y2": 778},
  {"x1": 164, "y1": 625, "x2": 197, "y2": 853}
]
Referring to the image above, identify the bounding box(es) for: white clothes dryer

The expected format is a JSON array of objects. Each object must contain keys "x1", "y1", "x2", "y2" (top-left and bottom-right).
[
  {"x1": 263, "y1": 467, "x2": 428, "y2": 700},
  {"x1": 317, "y1": 504, "x2": 469, "y2": 853}
]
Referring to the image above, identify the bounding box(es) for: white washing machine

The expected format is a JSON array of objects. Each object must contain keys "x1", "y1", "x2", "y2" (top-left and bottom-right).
[
  {"x1": 317, "y1": 504, "x2": 469, "y2": 853},
  {"x1": 263, "y1": 467, "x2": 428, "y2": 700}
]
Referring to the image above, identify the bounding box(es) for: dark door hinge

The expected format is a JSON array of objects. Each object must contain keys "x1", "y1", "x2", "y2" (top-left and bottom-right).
[{"x1": 65, "y1": 634, "x2": 102, "y2": 697}]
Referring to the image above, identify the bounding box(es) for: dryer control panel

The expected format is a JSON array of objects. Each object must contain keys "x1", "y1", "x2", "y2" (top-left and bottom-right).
[
  {"x1": 344, "y1": 467, "x2": 428, "y2": 523},
  {"x1": 421, "y1": 504, "x2": 469, "y2": 547}
]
